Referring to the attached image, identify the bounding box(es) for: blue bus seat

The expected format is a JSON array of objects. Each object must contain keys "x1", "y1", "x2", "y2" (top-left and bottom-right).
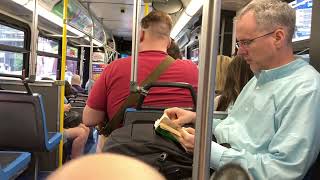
[
  {"x1": 0, "y1": 151, "x2": 31, "y2": 180},
  {"x1": 0, "y1": 91, "x2": 61, "y2": 151},
  {"x1": 0, "y1": 90, "x2": 61, "y2": 179}
]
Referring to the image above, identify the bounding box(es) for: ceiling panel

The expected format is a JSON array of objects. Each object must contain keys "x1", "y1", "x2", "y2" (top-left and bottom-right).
[
  {"x1": 80, "y1": 0, "x2": 147, "y2": 38},
  {"x1": 80, "y1": 0, "x2": 251, "y2": 39}
]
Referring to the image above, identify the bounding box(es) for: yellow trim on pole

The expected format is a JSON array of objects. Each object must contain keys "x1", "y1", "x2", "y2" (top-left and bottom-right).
[
  {"x1": 59, "y1": 0, "x2": 68, "y2": 167},
  {"x1": 144, "y1": 3, "x2": 149, "y2": 16}
]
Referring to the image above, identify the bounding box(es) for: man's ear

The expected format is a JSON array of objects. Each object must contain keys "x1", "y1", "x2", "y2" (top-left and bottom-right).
[
  {"x1": 274, "y1": 28, "x2": 285, "y2": 48},
  {"x1": 140, "y1": 30, "x2": 145, "y2": 42},
  {"x1": 167, "y1": 37, "x2": 172, "y2": 49}
]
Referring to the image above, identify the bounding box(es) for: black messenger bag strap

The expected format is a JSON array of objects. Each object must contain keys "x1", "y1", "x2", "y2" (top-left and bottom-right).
[{"x1": 98, "y1": 55, "x2": 175, "y2": 136}]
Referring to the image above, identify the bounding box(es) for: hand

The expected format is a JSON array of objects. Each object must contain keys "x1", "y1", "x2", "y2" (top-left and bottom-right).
[
  {"x1": 164, "y1": 107, "x2": 196, "y2": 126},
  {"x1": 64, "y1": 104, "x2": 71, "y2": 112},
  {"x1": 178, "y1": 127, "x2": 195, "y2": 153}
]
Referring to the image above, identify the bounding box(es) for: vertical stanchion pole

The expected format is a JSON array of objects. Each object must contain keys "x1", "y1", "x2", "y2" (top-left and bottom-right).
[
  {"x1": 30, "y1": 0, "x2": 38, "y2": 76},
  {"x1": 130, "y1": 0, "x2": 141, "y2": 91},
  {"x1": 193, "y1": 0, "x2": 221, "y2": 179},
  {"x1": 89, "y1": 37, "x2": 93, "y2": 80},
  {"x1": 58, "y1": 0, "x2": 68, "y2": 167},
  {"x1": 88, "y1": 3, "x2": 94, "y2": 80},
  {"x1": 231, "y1": 17, "x2": 237, "y2": 55},
  {"x1": 80, "y1": 46, "x2": 84, "y2": 79},
  {"x1": 219, "y1": 17, "x2": 225, "y2": 55}
]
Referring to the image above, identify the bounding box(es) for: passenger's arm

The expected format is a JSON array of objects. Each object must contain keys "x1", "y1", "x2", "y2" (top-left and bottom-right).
[
  {"x1": 210, "y1": 90, "x2": 320, "y2": 179},
  {"x1": 84, "y1": 67, "x2": 110, "y2": 127},
  {"x1": 83, "y1": 105, "x2": 105, "y2": 127}
]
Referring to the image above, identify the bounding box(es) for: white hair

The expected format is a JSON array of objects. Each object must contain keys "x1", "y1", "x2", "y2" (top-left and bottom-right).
[{"x1": 236, "y1": 0, "x2": 296, "y2": 44}]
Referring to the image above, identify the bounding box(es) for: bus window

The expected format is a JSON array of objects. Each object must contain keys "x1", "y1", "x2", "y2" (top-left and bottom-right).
[
  {"x1": 65, "y1": 45, "x2": 80, "y2": 82},
  {"x1": 36, "y1": 36, "x2": 59, "y2": 80},
  {"x1": 0, "y1": 23, "x2": 27, "y2": 76},
  {"x1": 66, "y1": 60, "x2": 78, "y2": 82},
  {"x1": 0, "y1": 24, "x2": 24, "y2": 48},
  {"x1": 0, "y1": 51, "x2": 23, "y2": 75},
  {"x1": 36, "y1": 56, "x2": 58, "y2": 80},
  {"x1": 67, "y1": 46, "x2": 78, "y2": 58},
  {"x1": 38, "y1": 36, "x2": 59, "y2": 54}
]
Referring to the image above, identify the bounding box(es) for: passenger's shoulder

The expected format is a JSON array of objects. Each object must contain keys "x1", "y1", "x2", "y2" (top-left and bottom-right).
[
  {"x1": 298, "y1": 65, "x2": 320, "y2": 81},
  {"x1": 106, "y1": 58, "x2": 131, "y2": 71},
  {"x1": 110, "y1": 57, "x2": 131, "y2": 66},
  {"x1": 293, "y1": 65, "x2": 320, "y2": 92}
]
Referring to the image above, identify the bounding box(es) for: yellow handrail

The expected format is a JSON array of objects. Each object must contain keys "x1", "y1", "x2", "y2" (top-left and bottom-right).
[
  {"x1": 58, "y1": 0, "x2": 68, "y2": 167},
  {"x1": 144, "y1": 3, "x2": 149, "y2": 16}
]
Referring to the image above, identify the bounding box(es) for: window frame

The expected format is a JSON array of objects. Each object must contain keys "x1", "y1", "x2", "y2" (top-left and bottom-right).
[
  {"x1": 0, "y1": 14, "x2": 31, "y2": 77},
  {"x1": 36, "y1": 34, "x2": 61, "y2": 80}
]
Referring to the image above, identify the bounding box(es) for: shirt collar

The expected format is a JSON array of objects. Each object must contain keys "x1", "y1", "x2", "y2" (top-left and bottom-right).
[{"x1": 255, "y1": 57, "x2": 308, "y2": 86}]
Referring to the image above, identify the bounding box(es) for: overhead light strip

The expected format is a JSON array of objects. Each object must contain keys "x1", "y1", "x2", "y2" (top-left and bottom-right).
[
  {"x1": 10, "y1": 0, "x2": 105, "y2": 46},
  {"x1": 170, "y1": 0, "x2": 205, "y2": 39}
]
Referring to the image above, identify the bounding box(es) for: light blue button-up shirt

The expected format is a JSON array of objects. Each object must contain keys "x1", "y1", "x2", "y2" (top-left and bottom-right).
[{"x1": 211, "y1": 58, "x2": 320, "y2": 180}]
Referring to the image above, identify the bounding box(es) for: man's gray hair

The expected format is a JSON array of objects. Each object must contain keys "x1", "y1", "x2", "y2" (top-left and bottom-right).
[{"x1": 236, "y1": 0, "x2": 296, "y2": 43}]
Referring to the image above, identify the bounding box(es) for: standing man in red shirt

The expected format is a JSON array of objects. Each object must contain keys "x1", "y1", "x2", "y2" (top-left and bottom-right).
[{"x1": 83, "y1": 11, "x2": 198, "y2": 150}]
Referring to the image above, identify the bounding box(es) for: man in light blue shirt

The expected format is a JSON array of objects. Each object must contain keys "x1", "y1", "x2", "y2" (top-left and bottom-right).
[{"x1": 165, "y1": 0, "x2": 320, "y2": 179}]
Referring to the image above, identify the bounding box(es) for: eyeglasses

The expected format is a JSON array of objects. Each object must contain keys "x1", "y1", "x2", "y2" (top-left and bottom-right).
[{"x1": 236, "y1": 31, "x2": 275, "y2": 49}]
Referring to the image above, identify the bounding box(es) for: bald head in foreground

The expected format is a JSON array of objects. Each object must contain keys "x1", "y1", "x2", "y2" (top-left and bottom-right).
[{"x1": 47, "y1": 153, "x2": 165, "y2": 180}]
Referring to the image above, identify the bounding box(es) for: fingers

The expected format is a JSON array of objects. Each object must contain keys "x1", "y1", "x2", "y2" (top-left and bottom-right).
[
  {"x1": 164, "y1": 107, "x2": 180, "y2": 120},
  {"x1": 178, "y1": 128, "x2": 195, "y2": 153},
  {"x1": 184, "y1": 127, "x2": 195, "y2": 135}
]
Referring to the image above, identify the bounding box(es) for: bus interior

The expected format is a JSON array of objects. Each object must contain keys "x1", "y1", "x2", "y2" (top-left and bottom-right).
[{"x1": 0, "y1": 0, "x2": 319, "y2": 179}]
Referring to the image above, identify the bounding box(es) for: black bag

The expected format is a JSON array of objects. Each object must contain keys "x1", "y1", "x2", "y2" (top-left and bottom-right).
[
  {"x1": 64, "y1": 110, "x2": 82, "y2": 128},
  {"x1": 103, "y1": 82, "x2": 197, "y2": 179}
]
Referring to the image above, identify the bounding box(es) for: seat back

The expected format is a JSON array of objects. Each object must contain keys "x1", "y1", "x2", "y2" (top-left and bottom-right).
[
  {"x1": 0, "y1": 79, "x2": 61, "y2": 132},
  {"x1": 0, "y1": 91, "x2": 48, "y2": 151},
  {"x1": 0, "y1": 165, "x2": 4, "y2": 180}
]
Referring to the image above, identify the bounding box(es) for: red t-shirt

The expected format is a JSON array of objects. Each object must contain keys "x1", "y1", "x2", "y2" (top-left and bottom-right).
[{"x1": 87, "y1": 50, "x2": 198, "y2": 120}]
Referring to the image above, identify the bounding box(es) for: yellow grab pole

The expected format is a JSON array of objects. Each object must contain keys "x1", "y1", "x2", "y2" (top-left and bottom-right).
[
  {"x1": 59, "y1": 0, "x2": 68, "y2": 167},
  {"x1": 144, "y1": 3, "x2": 149, "y2": 16}
]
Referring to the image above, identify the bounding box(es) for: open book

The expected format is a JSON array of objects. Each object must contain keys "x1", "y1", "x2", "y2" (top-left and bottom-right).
[{"x1": 154, "y1": 113, "x2": 181, "y2": 143}]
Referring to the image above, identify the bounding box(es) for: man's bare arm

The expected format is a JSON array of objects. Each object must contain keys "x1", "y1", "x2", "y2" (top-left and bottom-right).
[{"x1": 83, "y1": 105, "x2": 105, "y2": 126}]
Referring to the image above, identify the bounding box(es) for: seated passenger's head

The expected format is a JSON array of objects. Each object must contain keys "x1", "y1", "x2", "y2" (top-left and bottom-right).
[
  {"x1": 47, "y1": 153, "x2": 165, "y2": 180},
  {"x1": 215, "y1": 55, "x2": 232, "y2": 95},
  {"x1": 64, "y1": 80, "x2": 74, "y2": 97},
  {"x1": 140, "y1": 10, "x2": 173, "y2": 51},
  {"x1": 71, "y1": 74, "x2": 81, "y2": 86},
  {"x1": 211, "y1": 163, "x2": 251, "y2": 180},
  {"x1": 235, "y1": 0, "x2": 295, "y2": 72},
  {"x1": 167, "y1": 39, "x2": 182, "y2": 59},
  {"x1": 217, "y1": 55, "x2": 253, "y2": 111}
]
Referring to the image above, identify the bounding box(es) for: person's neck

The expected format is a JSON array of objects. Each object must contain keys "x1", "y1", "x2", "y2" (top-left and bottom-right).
[
  {"x1": 269, "y1": 47, "x2": 295, "y2": 69},
  {"x1": 139, "y1": 41, "x2": 167, "y2": 52}
]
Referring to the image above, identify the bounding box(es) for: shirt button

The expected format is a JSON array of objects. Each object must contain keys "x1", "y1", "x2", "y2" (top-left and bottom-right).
[{"x1": 256, "y1": 86, "x2": 260, "y2": 90}]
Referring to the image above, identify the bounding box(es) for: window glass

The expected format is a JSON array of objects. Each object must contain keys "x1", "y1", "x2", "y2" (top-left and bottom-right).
[
  {"x1": 36, "y1": 56, "x2": 58, "y2": 80},
  {"x1": 65, "y1": 60, "x2": 78, "y2": 82},
  {"x1": 0, "y1": 50, "x2": 23, "y2": 75},
  {"x1": 38, "y1": 37, "x2": 59, "y2": 54},
  {"x1": 67, "y1": 46, "x2": 78, "y2": 58},
  {"x1": 0, "y1": 24, "x2": 24, "y2": 48}
]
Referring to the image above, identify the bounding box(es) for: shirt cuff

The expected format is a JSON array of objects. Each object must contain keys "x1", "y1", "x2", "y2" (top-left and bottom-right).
[{"x1": 210, "y1": 142, "x2": 228, "y2": 170}]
